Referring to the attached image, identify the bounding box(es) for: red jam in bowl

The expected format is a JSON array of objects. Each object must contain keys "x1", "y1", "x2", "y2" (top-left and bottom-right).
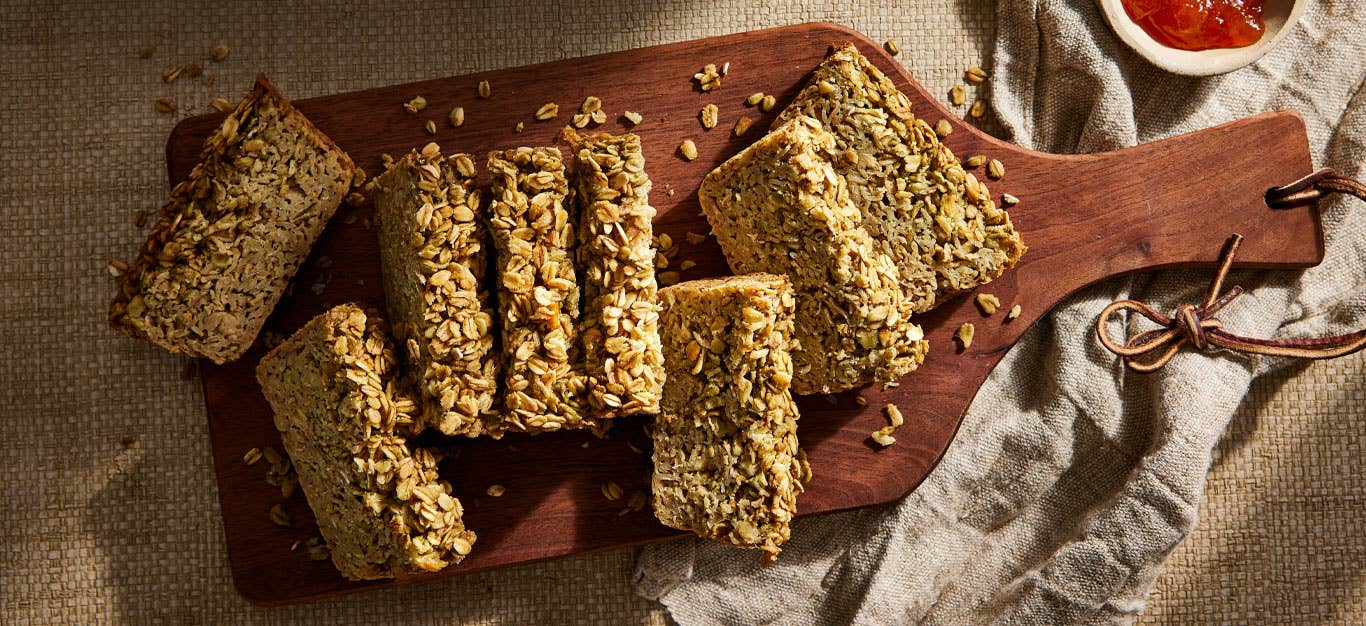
[{"x1": 1122, "y1": 0, "x2": 1266, "y2": 51}]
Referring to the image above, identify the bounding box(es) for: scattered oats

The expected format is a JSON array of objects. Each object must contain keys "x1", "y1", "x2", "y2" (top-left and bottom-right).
[
  {"x1": 138, "y1": 45, "x2": 156, "y2": 59},
  {"x1": 261, "y1": 446, "x2": 282, "y2": 468},
  {"x1": 760, "y1": 94, "x2": 776, "y2": 113},
  {"x1": 514, "y1": 121, "x2": 524, "y2": 133},
  {"x1": 1001, "y1": 193, "x2": 1020, "y2": 207},
  {"x1": 975, "y1": 293, "x2": 1001, "y2": 315},
  {"x1": 106, "y1": 259, "x2": 128, "y2": 277},
  {"x1": 242, "y1": 447, "x2": 263, "y2": 465},
  {"x1": 659, "y1": 271, "x2": 682, "y2": 286},
  {"x1": 581, "y1": 441, "x2": 590, "y2": 449},
  {"x1": 884, "y1": 403, "x2": 904, "y2": 427},
  {"x1": 133, "y1": 209, "x2": 151, "y2": 228},
  {"x1": 855, "y1": 395, "x2": 868, "y2": 408},
  {"x1": 733, "y1": 116, "x2": 753, "y2": 136},
  {"x1": 351, "y1": 167, "x2": 367, "y2": 188},
  {"x1": 290, "y1": 540, "x2": 301, "y2": 551},
  {"x1": 678, "y1": 139, "x2": 698, "y2": 161},
  {"x1": 310, "y1": 281, "x2": 326, "y2": 296},
  {"x1": 870, "y1": 427, "x2": 897, "y2": 447},
  {"x1": 987, "y1": 158, "x2": 1004, "y2": 180},
  {"x1": 970, "y1": 99, "x2": 986, "y2": 119},
  {"x1": 184, "y1": 63, "x2": 203, "y2": 78},
  {"x1": 314, "y1": 255, "x2": 333, "y2": 269},
  {"x1": 210, "y1": 97, "x2": 233, "y2": 112},
  {"x1": 679, "y1": 259, "x2": 697, "y2": 271},
  {"x1": 657, "y1": 232, "x2": 674, "y2": 251},
  {"x1": 950, "y1": 84, "x2": 965, "y2": 106},
  {"x1": 306, "y1": 536, "x2": 330, "y2": 561},
  {"x1": 746, "y1": 92, "x2": 764, "y2": 106},
  {"x1": 534, "y1": 102, "x2": 559, "y2": 120},
  {"x1": 693, "y1": 63, "x2": 722, "y2": 91},
  {"x1": 699, "y1": 103, "x2": 719, "y2": 130},
  {"x1": 448, "y1": 106, "x2": 465, "y2": 127},
  {"x1": 424, "y1": 119, "x2": 437, "y2": 135},
  {"x1": 1007, "y1": 304, "x2": 1022, "y2": 321},
  {"x1": 154, "y1": 97, "x2": 176, "y2": 113},
  {"x1": 654, "y1": 252, "x2": 669, "y2": 269},
  {"x1": 280, "y1": 472, "x2": 298, "y2": 499},
  {"x1": 269, "y1": 503, "x2": 291, "y2": 527},
  {"x1": 581, "y1": 95, "x2": 602, "y2": 114},
  {"x1": 381, "y1": 153, "x2": 395, "y2": 168},
  {"x1": 486, "y1": 484, "x2": 506, "y2": 497},
  {"x1": 623, "y1": 110, "x2": 643, "y2": 126},
  {"x1": 721, "y1": 61, "x2": 731, "y2": 76},
  {"x1": 884, "y1": 39, "x2": 900, "y2": 56},
  {"x1": 628, "y1": 441, "x2": 644, "y2": 455},
  {"x1": 210, "y1": 43, "x2": 230, "y2": 62},
  {"x1": 120, "y1": 434, "x2": 139, "y2": 448},
  {"x1": 965, "y1": 66, "x2": 988, "y2": 84},
  {"x1": 627, "y1": 491, "x2": 647, "y2": 512},
  {"x1": 571, "y1": 112, "x2": 591, "y2": 128},
  {"x1": 162, "y1": 64, "x2": 183, "y2": 83},
  {"x1": 666, "y1": 188, "x2": 675, "y2": 196},
  {"x1": 685, "y1": 232, "x2": 707, "y2": 245},
  {"x1": 956, "y1": 322, "x2": 976, "y2": 350},
  {"x1": 345, "y1": 191, "x2": 365, "y2": 207},
  {"x1": 965, "y1": 154, "x2": 986, "y2": 168},
  {"x1": 934, "y1": 119, "x2": 952, "y2": 137},
  {"x1": 403, "y1": 95, "x2": 428, "y2": 114},
  {"x1": 601, "y1": 481, "x2": 624, "y2": 501},
  {"x1": 477, "y1": 80, "x2": 491, "y2": 99}
]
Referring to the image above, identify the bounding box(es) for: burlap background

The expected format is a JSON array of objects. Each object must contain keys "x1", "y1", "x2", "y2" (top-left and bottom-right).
[{"x1": 0, "y1": 1, "x2": 1359, "y2": 623}]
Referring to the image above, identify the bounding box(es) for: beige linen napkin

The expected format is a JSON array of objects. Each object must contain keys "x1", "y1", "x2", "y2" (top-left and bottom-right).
[{"x1": 634, "y1": 1, "x2": 1366, "y2": 623}]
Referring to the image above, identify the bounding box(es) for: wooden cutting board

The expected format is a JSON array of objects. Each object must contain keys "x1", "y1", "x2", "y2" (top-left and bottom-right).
[{"x1": 166, "y1": 22, "x2": 1322, "y2": 605}]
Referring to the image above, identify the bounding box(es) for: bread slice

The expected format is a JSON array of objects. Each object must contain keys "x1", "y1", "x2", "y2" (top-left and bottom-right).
[
  {"x1": 776, "y1": 44, "x2": 1026, "y2": 313},
  {"x1": 698, "y1": 116, "x2": 927, "y2": 394},
  {"x1": 652, "y1": 274, "x2": 809, "y2": 563},
  {"x1": 486, "y1": 147, "x2": 591, "y2": 434},
  {"x1": 255, "y1": 304, "x2": 476, "y2": 581},
  {"x1": 560, "y1": 128, "x2": 664, "y2": 421},
  {"x1": 375, "y1": 143, "x2": 498, "y2": 437},
  {"x1": 109, "y1": 75, "x2": 355, "y2": 364}
]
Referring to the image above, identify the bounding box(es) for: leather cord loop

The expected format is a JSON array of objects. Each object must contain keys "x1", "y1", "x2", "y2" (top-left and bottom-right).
[{"x1": 1097, "y1": 169, "x2": 1366, "y2": 373}]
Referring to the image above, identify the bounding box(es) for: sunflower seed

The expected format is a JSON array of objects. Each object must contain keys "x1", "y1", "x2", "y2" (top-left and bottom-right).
[
  {"x1": 975, "y1": 293, "x2": 1001, "y2": 315},
  {"x1": 699, "y1": 103, "x2": 718, "y2": 129},
  {"x1": 956, "y1": 322, "x2": 975, "y2": 350},
  {"x1": 950, "y1": 85, "x2": 965, "y2": 106},
  {"x1": 534, "y1": 102, "x2": 559, "y2": 120}
]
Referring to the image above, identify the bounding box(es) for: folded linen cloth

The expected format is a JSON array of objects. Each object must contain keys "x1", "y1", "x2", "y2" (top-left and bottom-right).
[{"x1": 634, "y1": 1, "x2": 1366, "y2": 623}]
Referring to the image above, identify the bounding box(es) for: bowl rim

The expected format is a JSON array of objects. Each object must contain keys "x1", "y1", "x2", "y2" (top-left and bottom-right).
[{"x1": 1096, "y1": 0, "x2": 1308, "y2": 76}]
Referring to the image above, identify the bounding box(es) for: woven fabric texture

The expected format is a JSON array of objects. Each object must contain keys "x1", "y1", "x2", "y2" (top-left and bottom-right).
[{"x1": 0, "y1": 1, "x2": 1360, "y2": 624}]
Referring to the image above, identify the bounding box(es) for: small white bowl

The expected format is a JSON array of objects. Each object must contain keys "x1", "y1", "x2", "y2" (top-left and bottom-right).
[{"x1": 1096, "y1": 0, "x2": 1306, "y2": 76}]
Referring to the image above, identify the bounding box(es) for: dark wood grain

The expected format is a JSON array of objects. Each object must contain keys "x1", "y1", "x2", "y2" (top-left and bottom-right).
[{"x1": 167, "y1": 23, "x2": 1322, "y2": 605}]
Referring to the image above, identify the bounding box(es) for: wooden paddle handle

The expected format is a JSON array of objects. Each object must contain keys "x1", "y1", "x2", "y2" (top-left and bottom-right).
[{"x1": 986, "y1": 110, "x2": 1321, "y2": 312}]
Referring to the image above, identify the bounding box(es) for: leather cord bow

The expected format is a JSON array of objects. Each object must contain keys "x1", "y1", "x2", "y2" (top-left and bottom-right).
[{"x1": 1096, "y1": 169, "x2": 1366, "y2": 372}]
